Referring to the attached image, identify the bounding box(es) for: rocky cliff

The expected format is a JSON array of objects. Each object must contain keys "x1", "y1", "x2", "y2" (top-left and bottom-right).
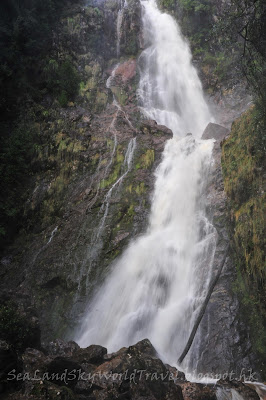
[
  {"x1": 0, "y1": 0, "x2": 264, "y2": 396},
  {"x1": 221, "y1": 107, "x2": 266, "y2": 378},
  {"x1": 0, "y1": 0, "x2": 173, "y2": 343}
]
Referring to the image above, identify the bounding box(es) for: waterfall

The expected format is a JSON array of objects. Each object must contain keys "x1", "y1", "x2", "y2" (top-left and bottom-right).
[
  {"x1": 116, "y1": 0, "x2": 126, "y2": 57},
  {"x1": 77, "y1": 0, "x2": 216, "y2": 369},
  {"x1": 138, "y1": 0, "x2": 212, "y2": 136},
  {"x1": 46, "y1": 226, "x2": 58, "y2": 245}
]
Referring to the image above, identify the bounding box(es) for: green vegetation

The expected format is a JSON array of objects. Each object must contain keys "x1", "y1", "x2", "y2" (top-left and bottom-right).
[
  {"x1": 44, "y1": 59, "x2": 80, "y2": 107},
  {"x1": 222, "y1": 107, "x2": 266, "y2": 377},
  {"x1": 178, "y1": 0, "x2": 212, "y2": 12},
  {"x1": 0, "y1": 0, "x2": 81, "y2": 249},
  {"x1": 218, "y1": 0, "x2": 266, "y2": 112},
  {"x1": 220, "y1": 6, "x2": 266, "y2": 371},
  {"x1": 0, "y1": 0, "x2": 80, "y2": 118}
]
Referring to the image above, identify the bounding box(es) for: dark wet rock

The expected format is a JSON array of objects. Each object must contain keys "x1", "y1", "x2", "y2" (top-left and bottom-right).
[
  {"x1": 180, "y1": 382, "x2": 216, "y2": 400},
  {"x1": 21, "y1": 348, "x2": 52, "y2": 395},
  {"x1": 4, "y1": 338, "x2": 263, "y2": 400},
  {"x1": 217, "y1": 379, "x2": 260, "y2": 400},
  {"x1": 7, "y1": 383, "x2": 76, "y2": 399},
  {"x1": 22, "y1": 348, "x2": 51, "y2": 376},
  {"x1": 5, "y1": 339, "x2": 186, "y2": 399},
  {"x1": 0, "y1": 294, "x2": 41, "y2": 353},
  {"x1": 77, "y1": 339, "x2": 184, "y2": 399},
  {"x1": 165, "y1": 364, "x2": 186, "y2": 383},
  {"x1": 140, "y1": 120, "x2": 173, "y2": 137},
  {"x1": 46, "y1": 339, "x2": 80, "y2": 357},
  {"x1": 47, "y1": 357, "x2": 82, "y2": 388},
  {"x1": 73, "y1": 345, "x2": 107, "y2": 365}
]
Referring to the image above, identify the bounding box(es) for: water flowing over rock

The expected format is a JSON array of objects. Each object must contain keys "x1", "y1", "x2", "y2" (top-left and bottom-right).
[
  {"x1": 75, "y1": 0, "x2": 258, "y2": 382},
  {"x1": 191, "y1": 123, "x2": 256, "y2": 375},
  {"x1": 0, "y1": 0, "x2": 262, "y2": 394},
  {"x1": 76, "y1": 0, "x2": 218, "y2": 371}
]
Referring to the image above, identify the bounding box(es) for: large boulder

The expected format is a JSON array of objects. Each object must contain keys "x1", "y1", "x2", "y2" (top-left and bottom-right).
[{"x1": 202, "y1": 122, "x2": 229, "y2": 144}]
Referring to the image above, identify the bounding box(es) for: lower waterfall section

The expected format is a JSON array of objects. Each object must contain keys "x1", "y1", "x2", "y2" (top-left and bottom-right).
[
  {"x1": 77, "y1": 0, "x2": 216, "y2": 370},
  {"x1": 77, "y1": 135, "x2": 216, "y2": 368}
]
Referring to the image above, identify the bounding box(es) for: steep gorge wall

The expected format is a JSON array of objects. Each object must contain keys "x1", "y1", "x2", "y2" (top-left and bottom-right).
[
  {"x1": 221, "y1": 107, "x2": 266, "y2": 378},
  {"x1": 0, "y1": 0, "x2": 172, "y2": 343}
]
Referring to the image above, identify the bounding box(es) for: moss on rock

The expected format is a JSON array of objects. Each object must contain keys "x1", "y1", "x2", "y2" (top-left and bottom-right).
[{"x1": 221, "y1": 106, "x2": 266, "y2": 376}]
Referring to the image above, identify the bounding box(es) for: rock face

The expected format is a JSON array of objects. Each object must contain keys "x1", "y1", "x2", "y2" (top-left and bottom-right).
[
  {"x1": 0, "y1": 0, "x2": 171, "y2": 344},
  {"x1": 188, "y1": 123, "x2": 257, "y2": 376},
  {"x1": 221, "y1": 107, "x2": 266, "y2": 378}
]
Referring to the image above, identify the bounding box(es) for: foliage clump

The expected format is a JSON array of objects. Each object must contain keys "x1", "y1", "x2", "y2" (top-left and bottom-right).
[
  {"x1": 44, "y1": 59, "x2": 80, "y2": 107},
  {"x1": 0, "y1": 0, "x2": 81, "y2": 248},
  {"x1": 222, "y1": 107, "x2": 266, "y2": 377}
]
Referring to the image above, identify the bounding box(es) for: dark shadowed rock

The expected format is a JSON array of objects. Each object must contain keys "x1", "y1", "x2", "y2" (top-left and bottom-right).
[
  {"x1": 47, "y1": 357, "x2": 82, "y2": 388},
  {"x1": 0, "y1": 340, "x2": 19, "y2": 394},
  {"x1": 73, "y1": 345, "x2": 107, "y2": 365},
  {"x1": 5, "y1": 338, "x2": 262, "y2": 400},
  {"x1": 45, "y1": 340, "x2": 107, "y2": 369},
  {"x1": 0, "y1": 340, "x2": 18, "y2": 379},
  {"x1": 22, "y1": 348, "x2": 52, "y2": 395},
  {"x1": 46, "y1": 339, "x2": 80, "y2": 357}
]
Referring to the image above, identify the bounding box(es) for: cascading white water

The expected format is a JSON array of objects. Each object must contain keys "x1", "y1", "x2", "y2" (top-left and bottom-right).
[
  {"x1": 216, "y1": 388, "x2": 246, "y2": 400},
  {"x1": 116, "y1": 0, "x2": 127, "y2": 57},
  {"x1": 138, "y1": 0, "x2": 212, "y2": 137},
  {"x1": 77, "y1": 0, "x2": 217, "y2": 369},
  {"x1": 47, "y1": 226, "x2": 58, "y2": 245}
]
